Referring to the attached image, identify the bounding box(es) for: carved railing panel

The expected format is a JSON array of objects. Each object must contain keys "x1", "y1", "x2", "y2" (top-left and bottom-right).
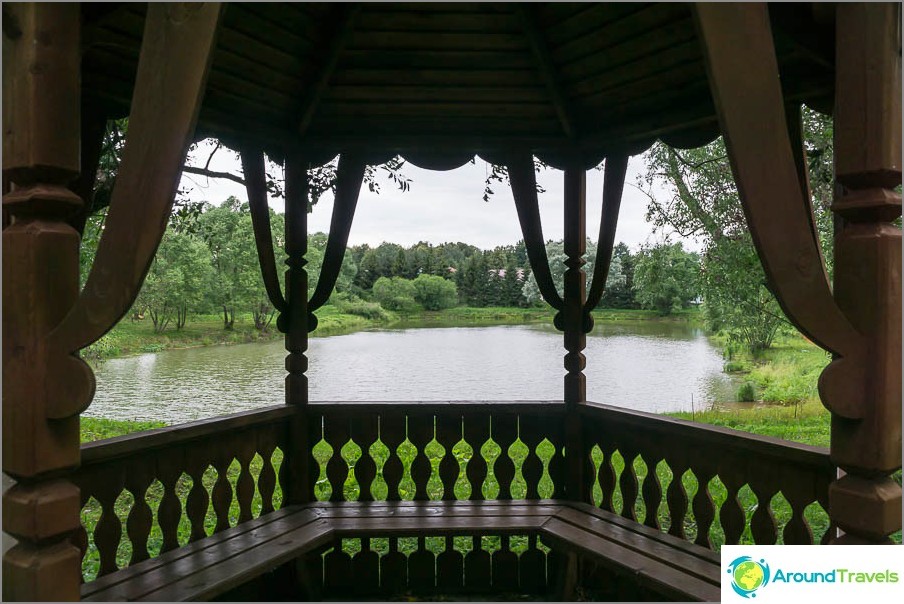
[
  {"x1": 307, "y1": 402, "x2": 567, "y2": 503},
  {"x1": 580, "y1": 401, "x2": 835, "y2": 548},
  {"x1": 310, "y1": 533, "x2": 558, "y2": 598},
  {"x1": 72, "y1": 406, "x2": 293, "y2": 582}
]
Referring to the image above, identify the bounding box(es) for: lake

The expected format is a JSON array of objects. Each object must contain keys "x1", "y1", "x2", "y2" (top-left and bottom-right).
[{"x1": 85, "y1": 321, "x2": 738, "y2": 424}]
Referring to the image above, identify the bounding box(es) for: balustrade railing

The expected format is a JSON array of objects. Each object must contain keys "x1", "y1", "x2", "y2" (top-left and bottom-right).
[
  {"x1": 73, "y1": 400, "x2": 836, "y2": 586},
  {"x1": 579, "y1": 401, "x2": 836, "y2": 547},
  {"x1": 307, "y1": 401, "x2": 567, "y2": 503},
  {"x1": 72, "y1": 406, "x2": 293, "y2": 582}
]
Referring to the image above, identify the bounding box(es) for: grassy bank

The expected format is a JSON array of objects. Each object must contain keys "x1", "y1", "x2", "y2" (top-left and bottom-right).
[{"x1": 82, "y1": 304, "x2": 694, "y2": 363}]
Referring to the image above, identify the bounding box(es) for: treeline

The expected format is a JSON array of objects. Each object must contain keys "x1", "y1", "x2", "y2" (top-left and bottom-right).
[{"x1": 80, "y1": 196, "x2": 702, "y2": 334}]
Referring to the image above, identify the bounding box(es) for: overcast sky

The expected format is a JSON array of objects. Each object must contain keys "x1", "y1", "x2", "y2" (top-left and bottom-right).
[{"x1": 179, "y1": 139, "x2": 698, "y2": 253}]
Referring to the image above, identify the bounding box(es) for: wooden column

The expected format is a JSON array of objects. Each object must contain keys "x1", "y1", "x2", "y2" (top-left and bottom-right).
[
  {"x1": 562, "y1": 164, "x2": 587, "y2": 502},
  {"x1": 2, "y1": 4, "x2": 83, "y2": 600},
  {"x1": 828, "y1": 2, "x2": 902, "y2": 544},
  {"x1": 281, "y1": 152, "x2": 311, "y2": 504}
]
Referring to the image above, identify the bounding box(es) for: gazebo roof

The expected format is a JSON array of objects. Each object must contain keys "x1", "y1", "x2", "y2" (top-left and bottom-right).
[{"x1": 81, "y1": 2, "x2": 835, "y2": 167}]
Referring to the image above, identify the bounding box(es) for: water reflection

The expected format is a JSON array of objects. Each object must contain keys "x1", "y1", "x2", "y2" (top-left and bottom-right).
[{"x1": 87, "y1": 322, "x2": 738, "y2": 424}]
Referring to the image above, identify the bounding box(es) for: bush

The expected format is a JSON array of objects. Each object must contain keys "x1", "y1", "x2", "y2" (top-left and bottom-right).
[
  {"x1": 412, "y1": 274, "x2": 458, "y2": 311},
  {"x1": 372, "y1": 277, "x2": 421, "y2": 312},
  {"x1": 736, "y1": 382, "x2": 757, "y2": 402},
  {"x1": 332, "y1": 295, "x2": 392, "y2": 321}
]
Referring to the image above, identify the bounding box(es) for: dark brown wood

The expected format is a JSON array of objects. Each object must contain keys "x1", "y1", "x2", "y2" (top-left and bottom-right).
[
  {"x1": 464, "y1": 534, "x2": 492, "y2": 593},
  {"x1": 694, "y1": 2, "x2": 867, "y2": 421},
  {"x1": 234, "y1": 437, "x2": 256, "y2": 524},
  {"x1": 463, "y1": 415, "x2": 491, "y2": 500},
  {"x1": 407, "y1": 536, "x2": 435, "y2": 591},
  {"x1": 323, "y1": 416, "x2": 350, "y2": 502},
  {"x1": 828, "y1": 2, "x2": 902, "y2": 545},
  {"x1": 515, "y1": 4, "x2": 576, "y2": 138},
  {"x1": 507, "y1": 153, "x2": 564, "y2": 310},
  {"x1": 2, "y1": 4, "x2": 84, "y2": 598},
  {"x1": 240, "y1": 147, "x2": 288, "y2": 313},
  {"x1": 307, "y1": 153, "x2": 366, "y2": 313},
  {"x1": 350, "y1": 414, "x2": 380, "y2": 502},
  {"x1": 123, "y1": 461, "x2": 154, "y2": 565},
  {"x1": 436, "y1": 536, "x2": 464, "y2": 591},
  {"x1": 380, "y1": 414, "x2": 407, "y2": 502},
  {"x1": 491, "y1": 534, "x2": 519, "y2": 592},
  {"x1": 492, "y1": 414, "x2": 518, "y2": 500},
  {"x1": 584, "y1": 155, "x2": 629, "y2": 313},
  {"x1": 597, "y1": 443, "x2": 617, "y2": 513},
  {"x1": 407, "y1": 414, "x2": 434, "y2": 501},
  {"x1": 436, "y1": 414, "x2": 463, "y2": 500},
  {"x1": 381, "y1": 538, "x2": 407, "y2": 595},
  {"x1": 44, "y1": 4, "x2": 223, "y2": 420},
  {"x1": 352, "y1": 537, "x2": 381, "y2": 596},
  {"x1": 518, "y1": 415, "x2": 546, "y2": 500},
  {"x1": 691, "y1": 469, "x2": 716, "y2": 549},
  {"x1": 562, "y1": 164, "x2": 587, "y2": 506},
  {"x1": 618, "y1": 447, "x2": 639, "y2": 523}
]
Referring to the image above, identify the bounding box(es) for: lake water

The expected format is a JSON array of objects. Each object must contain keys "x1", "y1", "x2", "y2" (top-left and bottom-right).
[{"x1": 85, "y1": 321, "x2": 738, "y2": 424}]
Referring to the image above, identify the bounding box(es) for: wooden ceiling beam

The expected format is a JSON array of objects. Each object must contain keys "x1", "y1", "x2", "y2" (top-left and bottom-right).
[
  {"x1": 515, "y1": 3, "x2": 577, "y2": 140},
  {"x1": 297, "y1": 3, "x2": 359, "y2": 138}
]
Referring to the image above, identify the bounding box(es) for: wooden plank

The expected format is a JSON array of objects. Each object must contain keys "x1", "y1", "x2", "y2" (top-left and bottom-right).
[
  {"x1": 539, "y1": 518, "x2": 719, "y2": 602},
  {"x1": 347, "y1": 31, "x2": 528, "y2": 52},
  {"x1": 331, "y1": 67, "x2": 541, "y2": 87},
  {"x1": 308, "y1": 400, "x2": 566, "y2": 416},
  {"x1": 136, "y1": 520, "x2": 333, "y2": 602},
  {"x1": 324, "y1": 84, "x2": 548, "y2": 103},
  {"x1": 339, "y1": 49, "x2": 534, "y2": 70},
  {"x1": 552, "y1": 507, "x2": 719, "y2": 582},
  {"x1": 330, "y1": 515, "x2": 548, "y2": 535},
  {"x1": 81, "y1": 507, "x2": 323, "y2": 599}
]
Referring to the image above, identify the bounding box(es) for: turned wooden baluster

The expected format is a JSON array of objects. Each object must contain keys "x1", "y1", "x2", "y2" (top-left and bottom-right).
[
  {"x1": 156, "y1": 454, "x2": 184, "y2": 554},
  {"x1": 210, "y1": 449, "x2": 234, "y2": 532},
  {"x1": 664, "y1": 454, "x2": 690, "y2": 540},
  {"x1": 436, "y1": 535, "x2": 464, "y2": 591},
  {"x1": 465, "y1": 534, "x2": 492, "y2": 592},
  {"x1": 257, "y1": 435, "x2": 278, "y2": 514},
  {"x1": 691, "y1": 468, "x2": 717, "y2": 549},
  {"x1": 463, "y1": 414, "x2": 491, "y2": 500},
  {"x1": 381, "y1": 414, "x2": 407, "y2": 501},
  {"x1": 123, "y1": 458, "x2": 155, "y2": 565},
  {"x1": 493, "y1": 415, "x2": 518, "y2": 500},
  {"x1": 352, "y1": 537, "x2": 381, "y2": 597},
  {"x1": 436, "y1": 414, "x2": 463, "y2": 500},
  {"x1": 519, "y1": 415, "x2": 546, "y2": 500},
  {"x1": 408, "y1": 414, "x2": 434, "y2": 501},
  {"x1": 234, "y1": 436, "x2": 256, "y2": 523},
  {"x1": 618, "y1": 447, "x2": 640, "y2": 522},
  {"x1": 92, "y1": 469, "x2": 126, "y2": 578},
  {"x1": 350, "y1": 414, "x2": 379, "y2": 501},
  {"x1": 185, "y1": 457, "x2": 212, "y2": 543},
  {"x1": 718, "y1": 470, "x2": 747, "y2": 546},
  {"x1": 829, "y1": 2, "x2": 902, "y2": 545},
  {"x1": 597, "y1": 441, "x2": 618, "y2": 513},
  {"x1": 380, "y1": 538, "x2": 408, "y2": 595},
  {"x1": 641, "y1": 455, "x2": 664, "y2": 531},
  {"x1": 492, "y1": 535, "x2": 519, "y2": 592},
  {"x1": 408, "y1": 536, "x2": 434, "y2": 592},
  {"x1": 324, "y1": 416, "x2": 351, "y2": 502}
]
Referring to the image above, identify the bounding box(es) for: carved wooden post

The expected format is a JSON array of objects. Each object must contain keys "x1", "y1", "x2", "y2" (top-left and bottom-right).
[
  {"x1": 2, "y1": 4, "x2": 83, "y2": 600},
  {"x1": 828, "y1": 2, "x2": 902, "y2": 544},
  {"x1": 281, "y1": 152, "x2": 311, "y2": 504},
  {"x1": 562, "y1": 163, "x2": 587, "y2": 502}
]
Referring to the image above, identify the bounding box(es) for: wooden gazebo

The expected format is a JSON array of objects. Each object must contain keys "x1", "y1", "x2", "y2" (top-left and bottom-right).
[{"x1": 3, "y1": 2, "x2": 900, "y2": 601}]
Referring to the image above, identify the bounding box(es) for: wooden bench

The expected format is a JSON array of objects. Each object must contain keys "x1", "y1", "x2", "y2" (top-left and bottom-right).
[{"x1": 81, "y1": 500, "x2": 720, "y2": 602}]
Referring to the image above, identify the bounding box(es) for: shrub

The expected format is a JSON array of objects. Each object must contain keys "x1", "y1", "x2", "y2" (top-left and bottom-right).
[
  {"x1": 736, "y1": 382, "x2": 756, "y2": 402},
  {"x1": 412, "y1": 274, "x2": 458, "y2": 311},
  {"x1": 372, "y1": 277, "x2": 421, "y2": 312}
]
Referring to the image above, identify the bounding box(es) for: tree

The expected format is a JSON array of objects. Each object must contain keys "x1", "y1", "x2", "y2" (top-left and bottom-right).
[
  {"x1": 633, "y1": 242, "x2": 700, "y2": 315},
  {"x1": 522, "y1": 239, "x2": 625, "y2": 308},
  {"x1": 197, "y1": 197, "x2": 246, "y2": 329},
  {"x1": 637, "y1": 105, "x2": 834, "y2": 350},
  {"x1": 135, "y1": 231, "x2": 212, "y2": 332},
  {"x1": 412, "y1": 274, "x2": 458, "y2": 310},
  {"x1": 372, "y1": 277, "x2": 420, "y2": 312}
]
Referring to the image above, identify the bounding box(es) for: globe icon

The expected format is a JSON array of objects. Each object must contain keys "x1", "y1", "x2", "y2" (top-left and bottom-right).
[{"x1": 733, "y1": 560, "x2": 765, "y2": 592}]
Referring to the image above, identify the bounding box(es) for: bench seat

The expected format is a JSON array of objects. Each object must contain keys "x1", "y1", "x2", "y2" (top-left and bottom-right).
[{"x1": 81, "y1": 500, "x2": 720, "y2": 602}]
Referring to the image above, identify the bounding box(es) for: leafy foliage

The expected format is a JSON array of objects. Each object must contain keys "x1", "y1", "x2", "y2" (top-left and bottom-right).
[
  {"x1": 632, "y1": 242, "x2": 700, "y2": 315},
  {"x1": 372, "y1": 277, "x2": 420, "y2": 312},
  {"x1": 638, "y1": 105, "x2": 835, "y2": 350},
  {"x1": 412, "y1": 274, "x2": 458, "y2": 311}
]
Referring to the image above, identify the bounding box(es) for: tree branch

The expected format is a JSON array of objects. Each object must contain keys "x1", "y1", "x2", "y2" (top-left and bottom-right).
[{"x1": 181, "y1": 165, "x2": 246, "y2": 186}]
